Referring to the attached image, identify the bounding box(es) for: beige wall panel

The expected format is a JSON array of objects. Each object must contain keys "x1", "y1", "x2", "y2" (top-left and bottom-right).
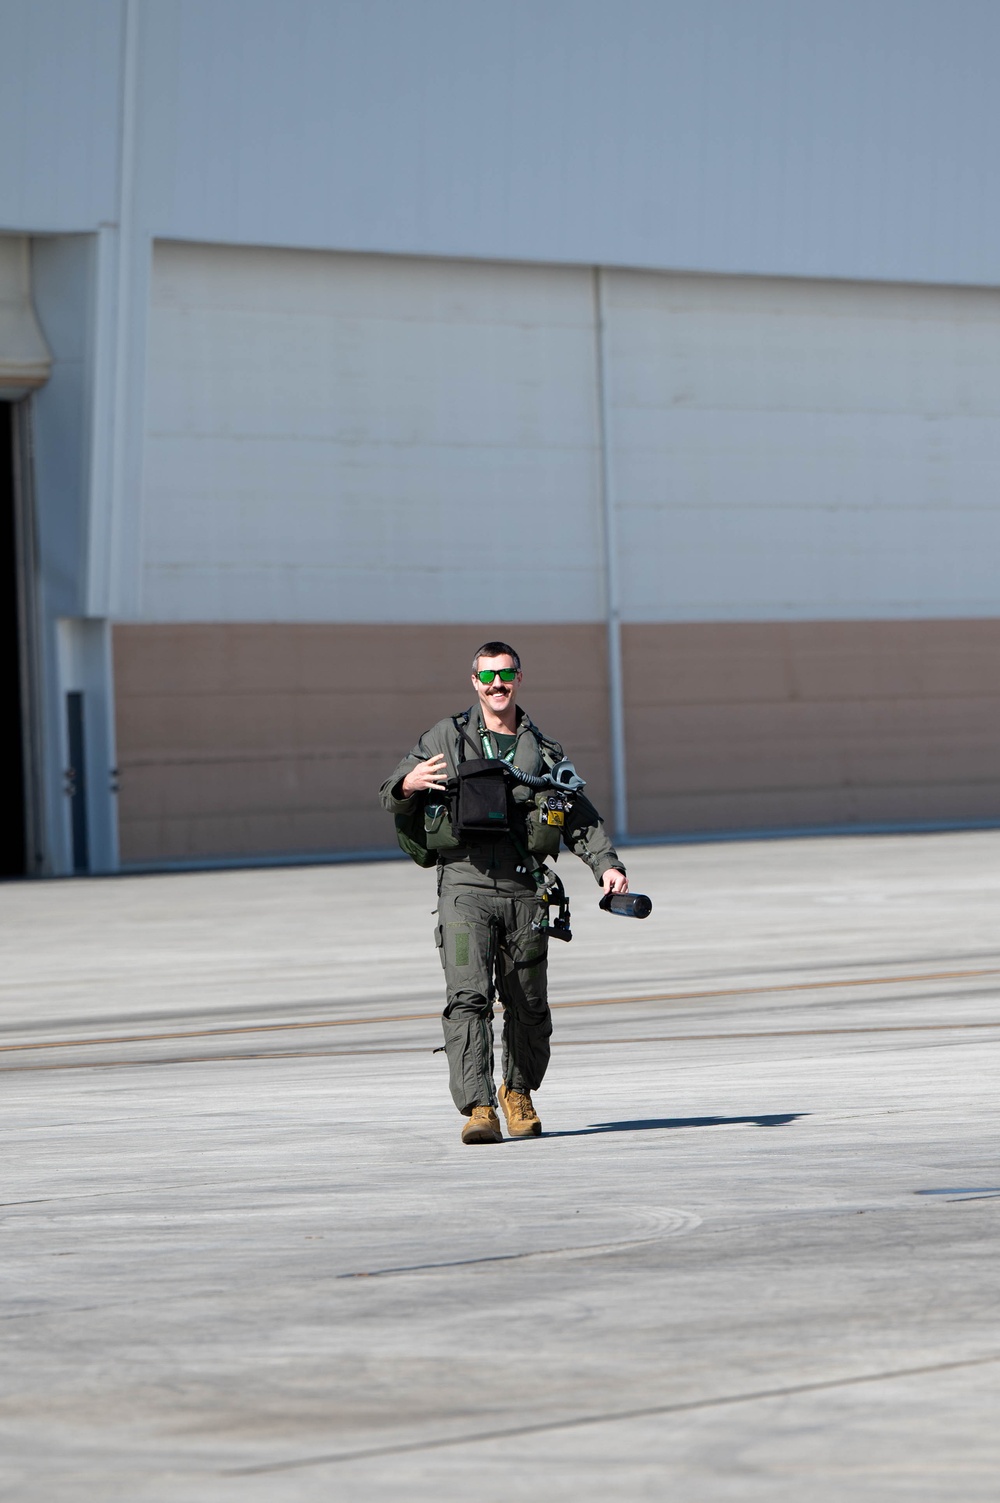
[
  {"x1": 116, "y1": 617, "x2": 1000, "y2": 860},
  {"x1": 114, "y1": 624, "x2": 610, "y2": 864},
  {"x1": 629, "y1": 782, "x2": 1000, "y2": 836},
  {"x1": 607, "y1": 271, "x2": 1000, "y2": 625},
  {"x1": 143, "y1": 245, "x2": 603, "y2": 625},
  {"x1": 624, "y1": 620, "x2": 1000, "y2": 834}
]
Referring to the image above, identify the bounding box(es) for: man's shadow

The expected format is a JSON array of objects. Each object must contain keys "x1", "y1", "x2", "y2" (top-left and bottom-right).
[{"x1": 543, "y1": 1112, "x2": 806, "y2": 1138}]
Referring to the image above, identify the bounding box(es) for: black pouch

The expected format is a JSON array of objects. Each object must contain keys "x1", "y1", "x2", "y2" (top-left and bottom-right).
[{"x1": 454, "y1": 758, "x2": 510, "y2": 835}]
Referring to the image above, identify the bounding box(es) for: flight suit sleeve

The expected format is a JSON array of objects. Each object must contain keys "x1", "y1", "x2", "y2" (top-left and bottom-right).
[
  {"x1": 378, "y1": 749, "x2": 422, "y2": 815},
  {"x1": 561, "y1": 794, "x2": 626, "y2": 883},
  {"x1": 378, "y1": 721, "x2": 455, "y2": 814}
]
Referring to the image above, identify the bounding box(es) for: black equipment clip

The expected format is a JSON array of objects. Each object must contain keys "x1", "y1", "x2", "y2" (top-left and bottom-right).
[{"x1": 537, "y1": 868, "x2": 572, "y2": 942}]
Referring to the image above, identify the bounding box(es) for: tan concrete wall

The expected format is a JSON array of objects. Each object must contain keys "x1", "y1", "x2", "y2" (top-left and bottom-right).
[
  {"x1": 624, "y1": 620, "x2": 1000, "y2": 834},
  {"x1": 115, "y1": 618, "x2": 1000, "y2": 865},
  {"x1": 113, "y1": 624, "x2": 610, "y2": 864}
]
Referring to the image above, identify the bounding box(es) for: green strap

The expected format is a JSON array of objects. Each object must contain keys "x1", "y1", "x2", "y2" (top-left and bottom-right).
[{"x1": 479, "y1": 727, "x2": 518, "y2": 763}]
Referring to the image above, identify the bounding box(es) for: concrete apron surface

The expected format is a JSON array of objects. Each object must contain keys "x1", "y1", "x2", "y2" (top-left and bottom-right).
[{"x1": 1, "y1": 830, "x2": 999, "y2": 1501}]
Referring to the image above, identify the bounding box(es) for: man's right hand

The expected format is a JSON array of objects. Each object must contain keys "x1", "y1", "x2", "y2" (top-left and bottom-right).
[{"x1": 401, "y1": 754, "x2": 449, "y2": 798}]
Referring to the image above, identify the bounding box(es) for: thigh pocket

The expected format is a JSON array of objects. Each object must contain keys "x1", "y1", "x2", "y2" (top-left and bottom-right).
[
  {"x1": 510, "y1": 915, "x2": 548, "y2": 973},
  {"x1": 438, "y1": 920, "x2": 472, "y2": 968},
  {"x1": 521, "y1": 941, "x2": 547, "y2": 974}
]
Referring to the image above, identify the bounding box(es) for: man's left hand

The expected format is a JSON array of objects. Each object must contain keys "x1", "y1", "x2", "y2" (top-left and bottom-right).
[{"x1": 602, "y1": 868, "x2": 629, "y2": 896}]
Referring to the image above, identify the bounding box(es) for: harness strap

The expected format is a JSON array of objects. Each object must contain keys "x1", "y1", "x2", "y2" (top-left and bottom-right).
[
  {"x1": 456, "y1": 706, "x2": 557, "y2": 768},
  {"x1": 453, "y1": 708, "x2": 482, "y2": 764}
]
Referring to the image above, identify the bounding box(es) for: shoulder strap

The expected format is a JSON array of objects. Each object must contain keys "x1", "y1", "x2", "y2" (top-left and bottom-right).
[{"x1": 453, "y1": 707, "x2": 482, "y2": 765}]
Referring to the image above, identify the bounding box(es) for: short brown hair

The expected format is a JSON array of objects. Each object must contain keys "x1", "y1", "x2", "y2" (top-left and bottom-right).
[{"x1": 472, "y1": 640, "x2": 521, "y2": 672}]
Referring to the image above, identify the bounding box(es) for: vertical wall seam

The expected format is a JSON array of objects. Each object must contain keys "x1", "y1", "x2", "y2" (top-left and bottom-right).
[
  {"x1": 85, "y1": 227, "x2": 118, "y2": 612},
  {"x1": 10, "y1": 403, "x2": 47, "y2": 873},
  {"x1": 105, "y1": 0, "x2": 140, "y2": 616},
  {"x1": 593, "y1": 266, "x2": 628, "y2": 842},
  {"x1": 91, "y1": 0, "x2": 141, "y2": 870},
  {"x1": 85, "y1": 0, "x2": 140, "y2": 616}
]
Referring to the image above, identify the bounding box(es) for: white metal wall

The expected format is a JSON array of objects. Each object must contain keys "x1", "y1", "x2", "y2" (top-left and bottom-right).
[
  {"x1": 0, "y1": 0, "x2": 121, "y2": 233},
  {"x1": 4, "y1": 1, "x2": 1000, "y2": 289},
  {"x1": 136, "y1": 0, "x2": 1000, "y2": 287},
  {"x1": 141, "y1": 244, "x2": 1000, "y2": 628},
  {"x1": 142, "y1": 243, "x2": 603, "y2": 622}
]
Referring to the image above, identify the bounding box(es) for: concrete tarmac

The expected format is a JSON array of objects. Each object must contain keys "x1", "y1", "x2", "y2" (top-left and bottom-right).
[{"x1": 1, "y1": 830, "x2": 999, "y2": 1500}]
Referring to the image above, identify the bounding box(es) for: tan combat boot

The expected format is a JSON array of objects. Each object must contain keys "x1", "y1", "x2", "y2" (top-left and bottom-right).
[
  {"x1": 461, "y1": 1106, "x2": 503, "y2": 1145},
  {"x1": 498, "y1": 1082, "x2": 542, "y2": 1138}
]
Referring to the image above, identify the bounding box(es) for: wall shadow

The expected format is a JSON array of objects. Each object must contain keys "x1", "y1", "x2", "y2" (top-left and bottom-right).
[{"x1": 543, "y1": 1112, "x2": 807, "y2": 1138}]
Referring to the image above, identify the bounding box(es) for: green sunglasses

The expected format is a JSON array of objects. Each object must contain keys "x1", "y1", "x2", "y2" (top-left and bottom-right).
[{"x1": 476, "y1": 668, "x2": 518, "y2": 684}]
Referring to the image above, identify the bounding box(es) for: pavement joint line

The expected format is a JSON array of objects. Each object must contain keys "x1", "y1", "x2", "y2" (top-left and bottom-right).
[
  {"x1": 557, "y1": 1019, "x2": 1000, "y2": 1043},
  {"x1": 2, "y1": 964, "x2": 999, "y2": 1056},
  {"x1": 336, "y1": 1231, "x2": 677, "y2": 1279},
  {"x1": 221, "y1": 1351, "x2": 1000, "y2": 1475},
  {"x1": 0, "y1": 1183, "x2": 205, "y2": 1208},
  {"x1": 4, "y1": 1027, "x2": 1000, "y2": 1074},
  {"x1": 2, "y1": 1014, "x2": 1000, "y2": 1072}
]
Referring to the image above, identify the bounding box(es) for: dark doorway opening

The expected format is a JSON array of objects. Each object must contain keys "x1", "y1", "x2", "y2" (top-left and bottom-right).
[
  {"x1": 0, "y1": 403, "x2": 27, "y2": 877},
  {"x1": 66, "y1": 690, "x2": 89, "y2": 874}
]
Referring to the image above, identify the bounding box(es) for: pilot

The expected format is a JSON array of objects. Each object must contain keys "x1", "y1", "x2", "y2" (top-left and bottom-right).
[{"x1": 379, "y1": 641, "x2": 627, "y2": 1143}]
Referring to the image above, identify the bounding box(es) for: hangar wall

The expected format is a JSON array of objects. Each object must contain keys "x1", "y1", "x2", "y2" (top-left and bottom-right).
[
  {"x1": 112, "y1": 241, "x2": 1000, "y2": 863},
  {"x1": 6, "y1": 0, "x2": 1000, "y2": 872}
]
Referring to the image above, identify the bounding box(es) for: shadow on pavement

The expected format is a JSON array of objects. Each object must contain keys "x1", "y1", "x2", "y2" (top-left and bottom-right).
[{"x1": 543, "y1": 1112, "x2": 807, "y2": 1138}]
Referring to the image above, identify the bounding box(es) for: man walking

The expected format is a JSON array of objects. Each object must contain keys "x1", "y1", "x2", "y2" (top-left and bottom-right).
[{"x1": 379, "y1": 642, "x2": 628, "y2": 1144}]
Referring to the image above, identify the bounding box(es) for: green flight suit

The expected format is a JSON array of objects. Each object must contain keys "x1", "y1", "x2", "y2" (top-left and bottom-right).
[{"x1": 380, "y1": 707, "x2": 624, "y2": 1115}]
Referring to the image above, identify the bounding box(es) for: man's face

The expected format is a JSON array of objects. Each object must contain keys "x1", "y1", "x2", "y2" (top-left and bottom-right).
[{"x1": 472, "y1": 654, "x2": 521, "y2": 719}]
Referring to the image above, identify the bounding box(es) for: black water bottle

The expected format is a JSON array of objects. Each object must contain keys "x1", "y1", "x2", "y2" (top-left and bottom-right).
[{"x1": 599, "y1": 892, "x2": 653, "y2": 919}]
